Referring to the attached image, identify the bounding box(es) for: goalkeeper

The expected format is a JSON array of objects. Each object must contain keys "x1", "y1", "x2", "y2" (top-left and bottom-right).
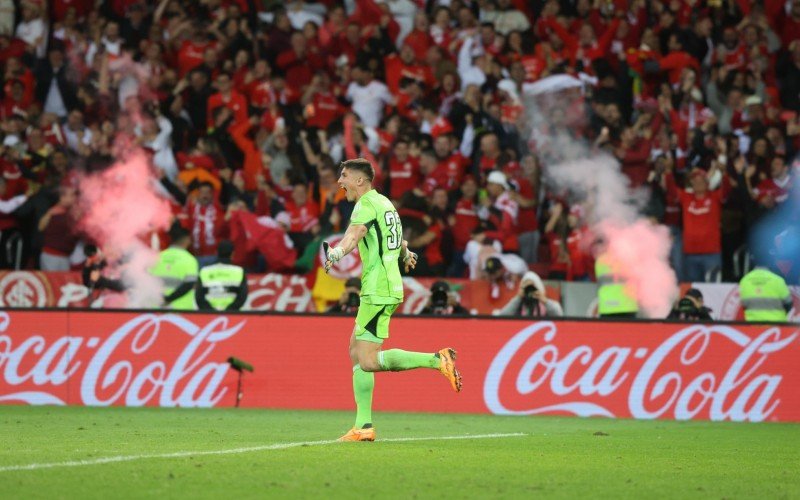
[{"x1": 326, "y1": 158, "x2": 462, "y2": 442}]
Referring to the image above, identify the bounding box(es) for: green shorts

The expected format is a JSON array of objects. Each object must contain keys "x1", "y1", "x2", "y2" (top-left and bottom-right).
[{"x1": 354, "y1": 302, "x2": 399, "y2": 344}]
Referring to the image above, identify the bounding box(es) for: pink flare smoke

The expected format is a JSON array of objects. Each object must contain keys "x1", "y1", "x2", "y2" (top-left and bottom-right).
[
  {"x1": 599, "y1": 220, "x2": 677, "y2": 318},
  {"x1": 79, "y1": 151, "x2": 172, "y2": 307}
]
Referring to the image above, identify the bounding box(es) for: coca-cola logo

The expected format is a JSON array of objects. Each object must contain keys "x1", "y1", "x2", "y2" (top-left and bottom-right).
[
  {"x1": 484, "y1": 322, "x2": 797, "y2": 422},
  {"x1": 0, "y1": 272, "x2": 48, "y2": 307},
  {"x1": 319, "y1": 234, "x2": 361, "y2": 279},
  {"x1": 0, "y1": 312, "x2": 245, "y2": 407}
]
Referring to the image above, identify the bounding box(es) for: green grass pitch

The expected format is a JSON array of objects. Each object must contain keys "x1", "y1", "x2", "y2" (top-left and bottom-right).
[{"x1": 0, "y1": 406, "x2": 798, "y2": 499}]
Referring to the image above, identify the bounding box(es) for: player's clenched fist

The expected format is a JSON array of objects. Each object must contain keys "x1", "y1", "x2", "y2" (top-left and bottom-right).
[
  {"x1": 401, "y1": 240, "x2": 417, "y2": 273},
  {"x1": 326, "y1": 245, "x2": 344, "y2": 272},
  {"x1": 403, "y1": 251, "x2": 417, "y2": 273}
]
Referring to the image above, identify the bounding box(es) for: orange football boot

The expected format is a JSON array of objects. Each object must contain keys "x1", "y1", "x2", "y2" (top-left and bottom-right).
[
  {"x1": 438, "y1": 348, "x2": 462, "y2": 392},
  {"x1": 338, "y1": 427, "x2": 376, "y2": 442}
]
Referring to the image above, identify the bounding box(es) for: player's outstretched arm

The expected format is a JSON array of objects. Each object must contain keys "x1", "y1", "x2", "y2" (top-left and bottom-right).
[{"x1": 325, "y1": 223, "x2": 367, "y2": 271}]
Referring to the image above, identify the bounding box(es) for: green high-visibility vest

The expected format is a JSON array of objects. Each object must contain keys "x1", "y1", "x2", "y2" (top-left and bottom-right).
[
  {"x1": 199, "y1": 263, "x2": 245, "y2": 311},
  {"x1": 150, "y1": 247, "x2": 198, "y2": 310},
  {"x1": 739, "y1": 268, "x2": 791, "y2": 322},
  {"x1": 595, "y1": 256, "x2": 638, "y2": 316}
]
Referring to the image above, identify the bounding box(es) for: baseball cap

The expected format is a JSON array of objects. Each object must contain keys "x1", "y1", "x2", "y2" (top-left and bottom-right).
[
  {"x1": 685, "y1": 288, "x2": 703, "y2": 301},
  {"x1": 745, "y1": 95, "x2": 763, "y2": 107},
  {"x1": 335, "y1": 54, "x2": 349, "y2": 68},
  {"x1": 431, "y1": 280, "x2": 450, "y2": 293},
  {"x1": 484, "y1": 256, "x2": 503, "y2": 273},
  {"x1": 486, "y1": 170, "x2": 510, "y2": 190},
  {"x1": 430, "y1": 117, "x2": 454, "y2": 139}
]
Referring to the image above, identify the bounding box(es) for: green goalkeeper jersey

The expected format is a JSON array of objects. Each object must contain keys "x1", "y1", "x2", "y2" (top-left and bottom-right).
[{"x1": 349, "y1": 189, "x2": 404, "y2": 305}]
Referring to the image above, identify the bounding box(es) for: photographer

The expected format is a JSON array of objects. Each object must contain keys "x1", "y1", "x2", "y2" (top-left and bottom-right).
[
  {"x1": 420, "y1": 281, "x2": 470, "y2": 316},
  {"x1": 667, "y1": 288, "x2": 713, "y2": 321},
  {"x1": 326, "y1": 277, "x2": 362, "y2": 314},
  {"x1": 497, "y1": 271, "x2": 563, "y2": 317},
  {"x1": 82, "y1": 244, "x2": 125, "y2": 296}
]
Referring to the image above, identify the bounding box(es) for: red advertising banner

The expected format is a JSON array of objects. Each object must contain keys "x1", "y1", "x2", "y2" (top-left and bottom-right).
[{"x1": 0, "y1": 311, "x2": 797, "y2": 422}]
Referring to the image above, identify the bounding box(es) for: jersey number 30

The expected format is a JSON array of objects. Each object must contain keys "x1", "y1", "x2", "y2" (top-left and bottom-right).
[{"x1": 384, "y1": 211, "x2": 402, "y2": 250}]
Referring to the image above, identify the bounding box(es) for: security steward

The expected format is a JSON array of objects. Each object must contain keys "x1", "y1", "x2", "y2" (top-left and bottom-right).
[
  {"x1": 151, "y1": 226, "x2": 199, "y2": 310},
  {"x1": 739, "y1": 266, "x2": 792, "y2": 322},
  {"x1": 595, "y1": 252, "x2": 639, "y2": 318},
  {"x1": 196, "y1": 240, "x2": 248, "y2": 311}
]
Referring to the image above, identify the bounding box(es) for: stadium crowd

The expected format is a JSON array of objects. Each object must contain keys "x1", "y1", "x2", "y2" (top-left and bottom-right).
[{"x1": 0, "y1": 0, "x2": 798, "y2": 285}]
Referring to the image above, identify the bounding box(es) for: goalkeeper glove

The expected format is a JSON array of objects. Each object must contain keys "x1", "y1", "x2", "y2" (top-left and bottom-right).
[{"x1": 327, "y1": 245, "x2": 345, "y2": 263}]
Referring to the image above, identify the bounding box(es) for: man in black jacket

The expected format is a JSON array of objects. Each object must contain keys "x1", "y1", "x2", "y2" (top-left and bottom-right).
[{"x1": 34, "y1": 43, "x2": 78, "y2": 119}]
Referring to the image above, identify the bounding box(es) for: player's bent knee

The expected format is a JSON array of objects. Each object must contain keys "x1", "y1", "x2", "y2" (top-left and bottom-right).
[{"x1": 359, "y1": 360, "x2": 381, "y2": 372}]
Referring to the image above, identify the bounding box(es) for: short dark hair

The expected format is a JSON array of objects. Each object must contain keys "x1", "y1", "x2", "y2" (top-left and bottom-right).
[
  {"x1": 217, "y1": 240, "x2": 234, "y2": 259},
  {"x1": 340, "y1": 158, "x2": 374, "y2": 182},
  {"x1": 169, "y1": 224, "x2": 190, "y2": 244}
]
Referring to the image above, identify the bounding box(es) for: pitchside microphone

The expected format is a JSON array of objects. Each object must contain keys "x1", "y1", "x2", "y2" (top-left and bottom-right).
[
  {"x1": 227, "y1": 357, "x2": 254, "y2": 373},
  {"x1": 227, "y1": 357, "x2": 253, "y2": 408}
]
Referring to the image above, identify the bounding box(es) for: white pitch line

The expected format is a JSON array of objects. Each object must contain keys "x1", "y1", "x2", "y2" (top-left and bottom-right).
[{"x1": 0, "y1": 433, "x2": 526, "y2": 473}]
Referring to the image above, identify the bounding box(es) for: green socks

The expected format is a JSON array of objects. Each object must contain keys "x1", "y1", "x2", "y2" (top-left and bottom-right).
[
  {"x1": 353, "y1": 365, "x2": 374, "y2": 428},
  {"x1": 352, "y1": 351, "x2": 439, "y2": 428},
  {"x1": 378, "y1": 349, "x2": 439, "y2": 371}
]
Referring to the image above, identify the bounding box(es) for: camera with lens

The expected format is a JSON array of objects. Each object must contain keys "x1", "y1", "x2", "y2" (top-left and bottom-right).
[
  {"x1": 420, "y1": 280, "x2": 470, "y2": 316},
  {"x1": 346, "y1": 291, "x2": 360, "y2": 308},
  {"x1": 521, "y1": 284, "x2": 539, "y2": 311},
  {"x1": 675, "y1": 298, "x2": 702, "y2": 320},
  {"x1": 431, "y1": 289, "x2": 449, "y2": 309},
  {"x1": 430, "y1": 281, "x2": 452, "y2": 314},
  {"x1": 327, "y1": 277, "x2": 361, "y2": 314},
  {"x1": 522, "y1": 284, "x2": 539, "y2": 306},
  {"x1": 82, "y1": 244, "x2": 125, "y2": 293},
  {"x1": 668, "y1": 288, "x2": 712, "y2": 321}
]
